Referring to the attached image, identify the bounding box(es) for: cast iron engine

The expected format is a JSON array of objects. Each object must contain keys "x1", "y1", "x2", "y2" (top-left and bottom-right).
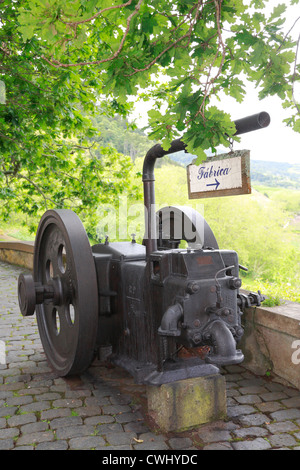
[{"x1": 17, "y1": 112, "x2": 269, "y2": 384}]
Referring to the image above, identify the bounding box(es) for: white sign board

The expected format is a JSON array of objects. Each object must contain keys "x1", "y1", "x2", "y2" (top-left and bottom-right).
[{"x1": 187, "y1": 150, "x2": 251, "y2": 199}]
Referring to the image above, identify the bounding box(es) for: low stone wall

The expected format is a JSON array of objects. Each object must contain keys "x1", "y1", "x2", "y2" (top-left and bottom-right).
[
  {"x1": 1, "y1": 240, "x2": 300, "y2": 389},
  {"x1": 0, "y1": 241, "x2": 34, "y2": 270},
  {"x1": 240, "y1": 300, "x2": 300, "y2": 390}
]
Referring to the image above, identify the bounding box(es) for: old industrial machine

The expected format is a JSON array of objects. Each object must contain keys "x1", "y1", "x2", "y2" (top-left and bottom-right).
[{"x1": 17, "y1": 112, "x2": 269, "y2": 384}]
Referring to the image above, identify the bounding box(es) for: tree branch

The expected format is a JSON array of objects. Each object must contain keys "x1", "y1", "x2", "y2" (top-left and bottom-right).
[
  {"x1": 292, "y1": 31, "x2": 300, "y2": 115},
  {"x1": 42, "y1": 0, "x2": 143, "y2": 68},
  {"x1": 194, "y1": 0, "x2": 226, "y2": 120},
  {"x1": 124, "y1": 0, "x2": 204, "y2": 77},
  {"x1": 59, "y1": 0, "x2": 134, "y2": 26}
]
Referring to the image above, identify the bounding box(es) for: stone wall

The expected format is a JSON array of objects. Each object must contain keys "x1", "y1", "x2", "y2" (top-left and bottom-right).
[
  {"x1": 0, "y1": 241, "x2": 34, "y2": 270},
  {"x1": 240, "y1": 301, "x2": 300, "y2": 390}
]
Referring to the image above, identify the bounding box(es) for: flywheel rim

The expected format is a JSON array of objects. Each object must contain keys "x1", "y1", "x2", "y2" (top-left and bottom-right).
[{"x1": 34, "y1": 209, "x2": 98, "y2": 377}]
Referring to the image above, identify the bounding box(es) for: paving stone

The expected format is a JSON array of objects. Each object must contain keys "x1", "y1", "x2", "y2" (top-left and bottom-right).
[
  {"x1": 55, "y1": 424, "x2": 95, "y2": 440},
  {"x1": 69, "y1": 436, "x2": 106, "y2": 449},
  {"x1": 237, "y1": 412, "x2": 270, "y2": 427},
  {"x1": 0, "y1": 406, "x2": 17, "y2": 418},
  {"x1": 270, "y1": 409, "x2": 300, "y2": 422},
  {"x1": 0, "y1": 390, "x2": 14, "y2": 399},
  {"x1": 13, "y1": 445, "x2": 34, "y2": 450},
  {"x1": 132, "y1": 440, "x2": 169, "y2": 450},
  {"x1": 197, "y1": 429, "x2": 232, "y2": 443},
  {"x1": 21, "y1": 422, "x2": 49, "y2": 434},
  {"x1": 224, "y1": 373, "x2": 244, "y2": 382},
  {"x1": 84, "y1": 415, "x2": 115, "y2": 426},
  {"x1": 232, "y1": 438, "x2": 271, "y2": 450},
  {"x1": 233, "y1": 426, "x2": 268, "y2": 438},
  {"x1": 266, "y1": 421, "x2": 299, "y2": 434},
  {"x1": 103, "y1": 431, "x2": 137, "y2": 446},
  {"x1": 19, "y1": 401, "x2": 51, "y2": 414},
  {"x1": 202, "y1": 442, "x2": 233, "y2": 450},
  {"x1": 51, "y1": 398, "x2": 83, "y2": 408},
  {"x1": 285, "y1": 388, "x2": 300, "y2": 398},
  {"x1": 65, "y1": 389, "x2": 92, "y2": 399},
  {"x1": 0, "y1": 439, "x2": 14, "y2": 450},
  {"x1": 123, "y1": 420, "x2": 150, "y2": 434},
  {"x1": 0, "y1": 427, "x2": 20, "y2": 439},
  {"x1": 255, "y1": 401, "x2": 285, "y2": 413},
  {"x1": 168, "y1": 437, "x2": 193, "y2": 449},
  {"x1": 15, "y1": 431, "x2": 55, "y2": 446},
  {"x1": 115, "y1": 411, "x2": 144, "y2": 423},
  {"x1": 226, "y1": 381, "x2": 239, "y2": 390},
  {"x1": 34, "y1": 392, "x2": 62, "y2": 401},
  {"x1": 40, "y1": 408, "x2": 72, "y2": 420},
  {"x1": 259, "y1": 391, "x2": 289, "y2": 402},
  {"x1": 238, "y1": 378, "x2": 266, "y2": 387},
  {"x1": 269, "y1": 433, "x2": 298, "y2": 448},
  {"x1": 226, "y1": 388, "x2": 241, "y2": 397},
  {"x1": 0, "y1": 418, "x2": 6, "y2": 429},
  {"x1": 227, "y1": 397, "x2": 239, "y2": 406},
  {"x1": 49, "y1": 416, "x2": 83, "y2": 430},
  {"x1": 101, "y1": 404, "x2": 132, "y2": 415},
  {"x1": 96, "y1": 422, "x2": 124, "y2": 434},
  {"x1": 281, "y1": 396, "x2": 300, "y2": 408},
  {"x1": 265, "y1": 382, "x2": 286, "y2": 392},
  {"x1": 19, "y1": 387, "x2": 49, "y2": 396},
  {"x1": 73, "y1": 406, "x2": 102, "y2": 418},
  {"x1": 224, "y1": 365, "x2": 245, "y2": 374},
  {"x1": 6, "y1": 395, "x2": 33, "y2": 406},
  {"x1": 35, "y1": 440, "x2": 69, "y2": 450},
  {"x1": 226, "y1": 405, "x2": 256, "y2": 418},
  {"x1": 138, "y1": 432, "x2": 169, "y2": 445},
  {"x1": 239, "y1": 386, "x2": 268, "y2": 395},
  {"x1": 109, "y1": 393, "x2": 132, "y2": 405},
  {"x1": 234, "y1": 394, "x2": 262, "y2": 404}
]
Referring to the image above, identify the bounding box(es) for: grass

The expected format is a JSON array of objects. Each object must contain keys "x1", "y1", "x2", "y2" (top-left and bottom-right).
[
  {"x1": 1, "y1": 193, "x2": 300, "y2": 305},
  {"x1": 0, "y1": 220, "x2": 35, "y2": 241},
  {"x1": 241, "y1": 276, "x2": 300, "y2": 304}
]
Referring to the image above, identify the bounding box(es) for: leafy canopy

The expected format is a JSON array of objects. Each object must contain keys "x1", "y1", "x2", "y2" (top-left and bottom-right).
[
  {"x1": 16, "y1": 0, "x2": 300, "y2": 161},
  {"x1": 0, "y1": 0, "x2": 141, "y2": 235},
  {"x1": 1, "y1": 0, "x2": 300, "y2": 235}
]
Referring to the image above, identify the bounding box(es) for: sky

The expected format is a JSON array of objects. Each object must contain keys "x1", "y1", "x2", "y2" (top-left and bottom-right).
[
  {"x1": 217, "y1": 0, "x2": 300, "y2": 165},
  {"x1": 213, "y1": 90, "x2": 300, "y2": 165},
  {"x1": 130, "y1": 1, "x2": 300, "y2": 165}
]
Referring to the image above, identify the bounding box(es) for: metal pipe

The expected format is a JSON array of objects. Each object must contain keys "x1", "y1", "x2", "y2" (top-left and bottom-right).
[
  {"x1": 143, "y1": 112, "x2": 270, "y2": 256},
  {"x1": 158, "y1": 303, "x2": 183, "y2": 337},
  {"x1": 204, "y1": 319, "x2": 244, "y2": 365},
  {"x1": 234, "y1": 111, "x2": 270, "y2": 136}
]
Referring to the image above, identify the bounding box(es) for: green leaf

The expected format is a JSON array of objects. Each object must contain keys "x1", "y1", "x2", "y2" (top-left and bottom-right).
[{"x1": 269, "y1": 4, "x2": 287, "y2": 21}]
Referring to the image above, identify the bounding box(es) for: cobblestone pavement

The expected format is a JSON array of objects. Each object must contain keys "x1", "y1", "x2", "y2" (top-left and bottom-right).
[{"x1": 1, "y1": 260, "x2": 300, "y2": 451}]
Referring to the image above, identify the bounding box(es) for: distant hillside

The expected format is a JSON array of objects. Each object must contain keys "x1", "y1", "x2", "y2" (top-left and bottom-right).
[
  {"x1": 250, "y1": 160, "x2": 300, "y2": 188},
  {"x1": 167, "y1": 150, "x2": 300, "y2": 189}
]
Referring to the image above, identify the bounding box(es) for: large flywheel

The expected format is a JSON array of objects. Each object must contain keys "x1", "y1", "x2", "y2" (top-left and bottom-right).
[{"x1": 18, "y1": 210, "x2": 99, "y2": 377}]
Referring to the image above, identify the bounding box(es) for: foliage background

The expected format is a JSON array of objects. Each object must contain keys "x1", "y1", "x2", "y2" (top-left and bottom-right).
[{"x1": 0, "y1": 0, "x2": 300, "y2": 303}]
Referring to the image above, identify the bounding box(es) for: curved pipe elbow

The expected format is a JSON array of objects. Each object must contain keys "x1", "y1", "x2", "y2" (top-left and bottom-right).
[
  {"x1": 142, "y1": 139, "x2": 186, "y2": 182},
  {"x1": 158, "y1": 303, "x2": 183, "y2": 337},
  {"x1": 204, "y1": 320, "x2": 244, "y2": 366}
]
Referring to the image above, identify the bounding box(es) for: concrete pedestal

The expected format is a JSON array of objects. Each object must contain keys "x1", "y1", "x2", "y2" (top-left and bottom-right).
[{"x1": 147, "y1": 373, "x2": 226, "y2": 432}]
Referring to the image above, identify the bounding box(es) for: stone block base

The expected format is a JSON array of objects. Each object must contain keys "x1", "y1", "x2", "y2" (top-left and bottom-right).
[{"x1": 147, "y1": 373, "x2": 226, "y2": 432}]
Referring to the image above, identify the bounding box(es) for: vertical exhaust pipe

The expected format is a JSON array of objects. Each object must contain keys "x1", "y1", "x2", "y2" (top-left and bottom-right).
[{"x1": 142, "y1": 112, "x2": 270, "y2": 257}]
